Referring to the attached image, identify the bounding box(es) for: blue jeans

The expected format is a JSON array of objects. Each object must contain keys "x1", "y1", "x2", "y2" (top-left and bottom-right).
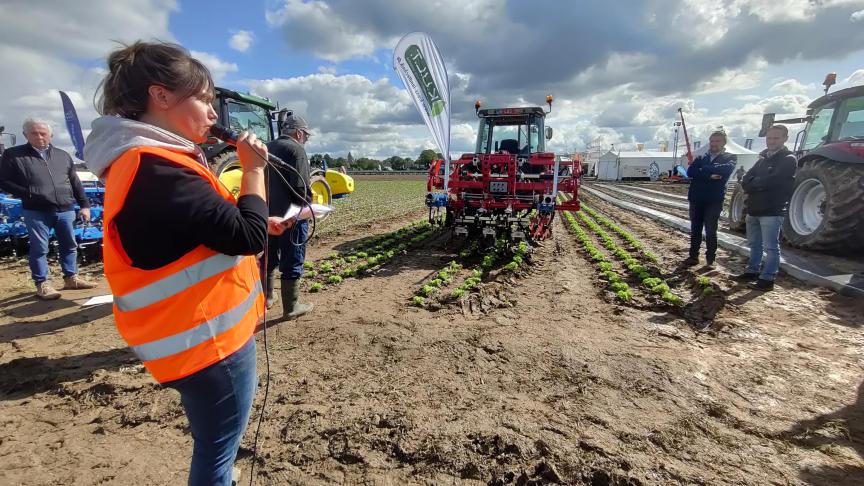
[
  {"x1": 745, "y1": 215, "x2": 784, "y2": 281},
  {"x1": 688, "y1": 201, "x2": 723, "y2": 261},
  {"x1": 266, "y1": 219, "x2": 308, "y2": 280},
  {"x1": 22, "y1": 209, "x2": 78, "y2": 284},
  {"x1": 165, "y1": 338, "x2": 258, "y2": 486}
]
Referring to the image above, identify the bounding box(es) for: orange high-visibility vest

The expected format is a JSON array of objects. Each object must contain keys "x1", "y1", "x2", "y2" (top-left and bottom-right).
[{"x1": 102, "y1": 146, "x2": 263, "y2": 383}]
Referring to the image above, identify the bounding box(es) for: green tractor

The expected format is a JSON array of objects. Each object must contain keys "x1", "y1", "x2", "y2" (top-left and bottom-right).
[{"x1": 204, "y1": 87, "x2": 354, "y2": 206}]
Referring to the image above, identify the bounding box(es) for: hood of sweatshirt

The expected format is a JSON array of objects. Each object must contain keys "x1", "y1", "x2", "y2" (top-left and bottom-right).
[{"x1": 83, "y1": 116, "x2": 207, "y2": 178}]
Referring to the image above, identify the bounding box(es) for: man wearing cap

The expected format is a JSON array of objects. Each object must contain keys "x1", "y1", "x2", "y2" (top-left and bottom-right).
[{"x1": 263, "y1": 114, "x2": 314, "y2": 320}]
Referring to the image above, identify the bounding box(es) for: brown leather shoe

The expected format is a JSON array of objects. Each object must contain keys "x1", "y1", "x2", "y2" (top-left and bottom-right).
[
  {"x1": 36, "y1": 282, "x2": 61, "y2": 300},
  {"x1": 63, "y1": 275, "x2": 97, "y2": 290}
]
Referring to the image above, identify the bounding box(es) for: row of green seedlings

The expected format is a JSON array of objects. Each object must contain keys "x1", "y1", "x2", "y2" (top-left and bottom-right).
[
  {"x1": 578, "y1": 200, "x2": 716, "y2": 299},
  {"x1": 305, "y1": 221, "x2": 435, "y2": 292},
  {"x1": 574, "y1": 209, "x2": 684, "y2": 306},
  {"x1": 411, "y1": 239, "x2": 531, "y2": 306},
  {"x1": 561, "y1": 210, "x2": 633, "y2": 303},
  {"x1": 579, "y1": 204, "x2": 659, "y2": 263}
]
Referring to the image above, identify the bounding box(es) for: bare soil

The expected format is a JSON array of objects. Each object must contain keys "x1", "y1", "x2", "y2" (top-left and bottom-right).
[{"x1": 1, "y1": 202, "x2": 863, "y2": 485}]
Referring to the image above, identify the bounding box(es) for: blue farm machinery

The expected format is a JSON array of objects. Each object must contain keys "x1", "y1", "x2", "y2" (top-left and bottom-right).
[{"x1": 0, "y1": 180, "x2": 104, "y2": 260}]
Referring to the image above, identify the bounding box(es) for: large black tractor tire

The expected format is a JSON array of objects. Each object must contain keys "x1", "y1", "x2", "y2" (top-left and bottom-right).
[
  {"x1": 727, "y1": 183, "x2": 747, "y2": 233},
  {"x1": 782, "y1": 158, "x2": 864, "y2": 254}
]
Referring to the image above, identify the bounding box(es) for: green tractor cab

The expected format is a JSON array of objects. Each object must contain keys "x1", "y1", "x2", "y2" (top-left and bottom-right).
[{"x1": 203, "y1": 87, "x2": 354, "y2": 209}]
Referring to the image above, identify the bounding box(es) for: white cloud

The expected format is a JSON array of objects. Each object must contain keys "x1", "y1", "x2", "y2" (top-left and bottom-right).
[
  {"x1": 843, "y1": 69, "x2": 864, "y2": 87},
  {"x1": 266, "y1": 0, "x2": 380, "y2": 62},
  {"x1": 0, "y1": 0, "x2": 176, "y2": 156},
  {"x1": 694, "y1": 60, "x2": 767, "y2": 94},
  {"x1": 229, "y1": 30, "x2": 254, "y2": 52},
  {"x1": 190, "y1": 51, "x2": 238, "y2": 83},
  {"x1": 850, "y1": 8, "x2": 864, "y2": 21},
  {"x1": 770, "y1": 78, "x2": 814, "y2": 94},
  {"x1": 245, "y1": 73, "x2": 422, "y2": 157},
  {"x1": 317, "y1": 66, "x2": 337, "y2": 75},
  {"x1": 265, "y1": 0, "x2": 507, "y2": 63}
]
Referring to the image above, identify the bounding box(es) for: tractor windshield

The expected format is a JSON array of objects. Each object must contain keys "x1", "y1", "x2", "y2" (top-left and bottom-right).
[
  {"x1": 803, "y1": 102, "x2": 836, "y2": 150},
  {"x1": 834, "y1": 95, "x2": 864, "y2": 141},
  {"x1": 476, "y1": 114, "x2": 545, "y2": 154},
  {"x1": 226, "y1": 99, "x2": 272, "y2": 142}
]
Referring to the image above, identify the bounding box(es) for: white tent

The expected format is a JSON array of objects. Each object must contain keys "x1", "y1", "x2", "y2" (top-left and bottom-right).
[
  {"x1": 596, "y1": 150, "x2": 679, "y2": 181},
  {"x1": 681, "y1": 139, "x2": 760, "y2": 175}
]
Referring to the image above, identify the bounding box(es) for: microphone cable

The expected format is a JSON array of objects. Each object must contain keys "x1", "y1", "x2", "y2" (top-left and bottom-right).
[{"x1": 237, "y1": 137, "x2": 317, "y2": 486}]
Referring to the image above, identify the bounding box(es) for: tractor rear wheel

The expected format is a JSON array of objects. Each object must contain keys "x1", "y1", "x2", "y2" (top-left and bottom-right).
[
  {"x1": 782, "y1": 158, "x2": 864, "y2": 253},
  {"x1": 727, "y1": 183, "x2": 747, "y2": 232}
]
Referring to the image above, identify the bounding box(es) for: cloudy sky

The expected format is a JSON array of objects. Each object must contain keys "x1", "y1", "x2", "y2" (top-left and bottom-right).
[{"x1": 1, "y1": 0, "x2": 863, "y2": 160}]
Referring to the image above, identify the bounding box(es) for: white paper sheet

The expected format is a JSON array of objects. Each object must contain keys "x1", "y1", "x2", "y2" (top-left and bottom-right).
[{"x1": 82, "y1": 294, "x2": 113, "y2": 307}]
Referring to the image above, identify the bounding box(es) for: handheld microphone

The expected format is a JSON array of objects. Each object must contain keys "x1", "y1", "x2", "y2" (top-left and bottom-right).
[
  {"x1": 209, "y1": 123, "x2": 294, "y2": 172},
  {"x1": 208, "y1": 124, "x2": 240, "y2": 146}
]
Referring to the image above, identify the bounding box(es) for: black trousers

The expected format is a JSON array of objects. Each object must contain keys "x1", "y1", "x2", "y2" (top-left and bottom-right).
[{"x1": 689, "y1": 201, "x2": 723, "y2": 261}]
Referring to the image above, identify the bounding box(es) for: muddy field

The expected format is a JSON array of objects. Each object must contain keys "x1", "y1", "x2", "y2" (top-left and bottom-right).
[{"x1": 1, "y1": 195, "x2": 863, "y2": 485}]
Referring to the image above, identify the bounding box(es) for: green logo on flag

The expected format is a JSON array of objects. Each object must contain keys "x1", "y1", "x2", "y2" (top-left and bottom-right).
[{"x1": 406, "y1": 44, "x2": 445, "y2": 117}]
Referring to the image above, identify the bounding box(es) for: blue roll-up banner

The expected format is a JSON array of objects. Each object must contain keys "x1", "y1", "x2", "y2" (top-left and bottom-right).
[{"x1": 59, "y1": 91, "x2": 85, "y2": 159}]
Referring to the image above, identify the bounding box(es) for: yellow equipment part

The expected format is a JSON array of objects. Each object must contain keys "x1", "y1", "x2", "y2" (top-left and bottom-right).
[
  {"x1": 324, "y1": 170, "x2": 355, "y2": 197},
  {"x1": 214, "y1": 161, "x2": 352, "y2": 211},
  {"x1": 309, "y1": 175, "x2": 331, "y2": 206},
  {"x1": 218, "y1": 167, "x2": 244, "y2": 198}
]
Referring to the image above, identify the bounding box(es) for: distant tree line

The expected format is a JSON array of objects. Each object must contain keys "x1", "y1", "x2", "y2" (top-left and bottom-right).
[{"x1": 309, "y1": 149, "x2": 443, "y2": 171}]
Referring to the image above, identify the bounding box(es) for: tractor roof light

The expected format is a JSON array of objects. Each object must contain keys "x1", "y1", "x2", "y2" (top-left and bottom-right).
[
  {"x1": 545, "y1": 95, "x2": 554, "y2": 113},
  {"x1": 823, "y1": 72, "x2": 837, "y2": 94},
  {"x1": 475, "y1": 100, "x2": 482, "y2": 115}
]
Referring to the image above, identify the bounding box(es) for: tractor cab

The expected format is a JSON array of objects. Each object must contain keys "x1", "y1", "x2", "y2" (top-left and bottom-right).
[
  {"x1": 476, "y1": 107, "x2": 547, "y2": 155},
  {"x1": 471, "y1": 106, "x2": 555, "y2": 176},
  {"x1": 205, "y1": 87, "x2": 353, "y2": 209}
]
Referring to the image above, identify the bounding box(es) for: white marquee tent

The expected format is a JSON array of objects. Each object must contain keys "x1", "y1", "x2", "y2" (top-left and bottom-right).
[{"x1": 596, "y1": 150, "x2": 679, "y2": 181}]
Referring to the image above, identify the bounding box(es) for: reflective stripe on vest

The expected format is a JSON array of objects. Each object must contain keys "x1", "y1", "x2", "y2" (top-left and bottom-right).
[
  {"x1": 114, "y1": 254, "x2": 245, "y2": 312},
  {"x1": 129, "y1": 281, "x2": 263, "y2": 362}
]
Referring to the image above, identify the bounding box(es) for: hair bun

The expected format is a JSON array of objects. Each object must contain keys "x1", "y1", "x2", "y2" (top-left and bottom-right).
[{"x1": 107, "y1": 41, "x2": 147, "y2": 72}]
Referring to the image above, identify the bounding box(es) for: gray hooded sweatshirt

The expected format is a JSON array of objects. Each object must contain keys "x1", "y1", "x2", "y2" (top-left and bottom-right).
[
  {"x1": 82, "y1": 116, "x2": 266, "y2": 270},
  {"x1": 84, "y1": 116, "x2": 208, "y2": 178}
]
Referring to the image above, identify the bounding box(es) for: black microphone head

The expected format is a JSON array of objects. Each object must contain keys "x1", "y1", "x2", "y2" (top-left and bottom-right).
[{"x1": 209, "y1": 124, "x2": 238, "y2": 145}]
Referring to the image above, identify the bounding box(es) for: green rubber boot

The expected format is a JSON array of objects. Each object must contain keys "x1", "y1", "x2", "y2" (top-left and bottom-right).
[{"x1": 281, "y1": 278, "x2": 313, "y2": 319}]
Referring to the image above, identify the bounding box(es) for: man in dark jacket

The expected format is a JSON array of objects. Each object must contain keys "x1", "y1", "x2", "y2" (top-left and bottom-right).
[
  {"x1": 0, "y1": 119, "x2": 96, "y2": 299},
  {"x1": 734, "y1": 125, "x2": 797, "y2": 291},
  {"x1": 263, "y1": 114, "x2": 313, "y2": 319},
  {"x1": 685, "y1": 131, "x2": 737, "y2": 268}
]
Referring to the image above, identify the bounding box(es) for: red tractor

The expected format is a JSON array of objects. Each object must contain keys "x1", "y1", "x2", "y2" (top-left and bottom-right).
[
  {"x1": 728, "y1": 74, "x2": 864, "y2": 253},
  {"x1": 426, "y1": 97, "x2": 580, "y2": 242}
]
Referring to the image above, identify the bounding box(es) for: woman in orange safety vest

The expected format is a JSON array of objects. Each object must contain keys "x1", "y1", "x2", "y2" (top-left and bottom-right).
[{"x1": 84, "y1": 41, "x2": 267, "y2": 486}]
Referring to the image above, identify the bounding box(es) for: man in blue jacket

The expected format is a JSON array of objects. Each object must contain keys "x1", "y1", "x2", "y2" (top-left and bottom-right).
[{"x1": 685, "y1": 131, "x2": 737, "y2": 268}]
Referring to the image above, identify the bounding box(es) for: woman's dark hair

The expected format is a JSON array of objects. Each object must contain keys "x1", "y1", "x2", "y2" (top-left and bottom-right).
[{"x1": 96, "y1": 41, "x2": 214, "y2": 120}]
